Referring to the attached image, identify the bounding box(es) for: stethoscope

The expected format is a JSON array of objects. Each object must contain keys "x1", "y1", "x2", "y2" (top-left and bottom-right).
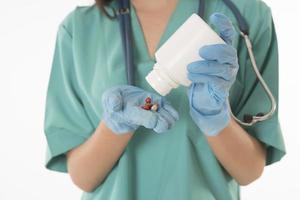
[{"x1": 113, "y1": 0, "x2": 277, "y2": 127}]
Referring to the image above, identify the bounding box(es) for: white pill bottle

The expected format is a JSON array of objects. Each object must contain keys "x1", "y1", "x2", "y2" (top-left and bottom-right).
[{"x1": 145, "y1": 13, "x2": 225, "y2": 96}]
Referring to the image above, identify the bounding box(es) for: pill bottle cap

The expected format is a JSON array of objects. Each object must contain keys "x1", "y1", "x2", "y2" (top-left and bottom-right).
[{"x1": 145, "y1": 63, "x2": 178, "y2": 96}]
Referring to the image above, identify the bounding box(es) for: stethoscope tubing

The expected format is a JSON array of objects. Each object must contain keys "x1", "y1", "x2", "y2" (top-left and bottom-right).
[
  {"x1": 115, "y1": 0, "x2": 277, "y2": 127},
  {"x1": 229, "y1": 32, "x2": 277, "y2": 126}
]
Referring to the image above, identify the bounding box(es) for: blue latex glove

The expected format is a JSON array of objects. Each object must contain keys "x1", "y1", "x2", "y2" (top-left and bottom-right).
[
  {"x1": 102, "y1": 85, "x2": 179, "y2": 134},
  {"x1": 187, "y1": 13, "x2": 239, "y2": 136}
]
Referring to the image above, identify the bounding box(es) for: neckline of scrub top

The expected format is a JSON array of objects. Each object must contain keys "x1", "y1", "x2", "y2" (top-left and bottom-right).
[{"x1": 130, "y1": 0, "x2": 184, "y2": 63}]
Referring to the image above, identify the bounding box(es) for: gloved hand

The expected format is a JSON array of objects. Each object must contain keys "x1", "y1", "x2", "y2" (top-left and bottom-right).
[
  {"x1": 102, "y1": 85, "x2": 179, "y2": 134},
  {"x1": 187, "y1": 13, "x2": 239, "y2": 136}
]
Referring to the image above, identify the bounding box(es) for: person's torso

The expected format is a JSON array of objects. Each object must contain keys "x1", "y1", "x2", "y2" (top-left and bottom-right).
[{"x1": 61, "y1": 0, "x2": 271, "y2": 199}]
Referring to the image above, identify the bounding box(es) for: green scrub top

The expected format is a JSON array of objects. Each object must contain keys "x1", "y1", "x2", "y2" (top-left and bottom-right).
[{"x1": 44, "y1": 0, "x2": 286, "y2": 199}]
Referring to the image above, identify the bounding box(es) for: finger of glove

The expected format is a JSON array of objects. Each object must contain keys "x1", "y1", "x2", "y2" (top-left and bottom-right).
[
  {"x1": 199, "y1": 44, "x2": 238, "y2": 65},
  {"x1": 153, "y1": 114, "x2": 170, "y2": 133},
  {"x1": 187, "y1": 73, "x2": 230, "y2": 99},
  {"x1": 209, "y1": 12, "x2": 236, "y2": 45},
  {"x1": 125, "y1": 106, "x2": 158, "y2": 129},
  {"x1": 188, "y1": 71, "x2": 231, "y2": 85},
  {"x1": 189, "y1": 83, "x2": 225, "y2": 114},
  {"x1": 161, "y1": 102, "x2": 179, "y2": 121},
  {"x1": 102, "y1": 88, "x2": 123, "y2": 113},
  {"x1": 121, "y1": 87, "x2": 146, "y2": 105},
  {"x1": 157, "y1": 107, "x2": 177, "y2": 128},
  {"x1": 187, "y1": 60, "x2": 236, "y2": 81}
]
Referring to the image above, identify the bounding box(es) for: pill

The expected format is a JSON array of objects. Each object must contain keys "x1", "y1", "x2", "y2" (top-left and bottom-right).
[{"x1": 151, "y1": 103, "x2": 158, "y2": 112}]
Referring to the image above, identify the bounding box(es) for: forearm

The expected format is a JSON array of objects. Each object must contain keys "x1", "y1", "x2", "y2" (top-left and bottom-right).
[
  {"x1": 66, "y1": 120, "x2": 134, "y2": 192},
  {"x1": 206, "y1": 117, "x2": 267, "y2": 185}
]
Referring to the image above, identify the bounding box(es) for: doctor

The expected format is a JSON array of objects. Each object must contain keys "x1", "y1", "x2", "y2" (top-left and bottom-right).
[{"x1": 43, "y1": 0, "x2": 286, "y2": 199}]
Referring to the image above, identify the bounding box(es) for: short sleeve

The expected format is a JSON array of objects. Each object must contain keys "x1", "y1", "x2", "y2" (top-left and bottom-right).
[
  {"x1": 43, "y1": 15, "x2": 95, "y2": 173},
  {"x1": 233, "y1": 9, "x2": 286, "y2": 166}
]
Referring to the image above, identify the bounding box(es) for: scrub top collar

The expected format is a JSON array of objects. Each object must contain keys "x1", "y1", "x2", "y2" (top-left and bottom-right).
[
  {"x1": 111, "y1": 0, "x2": 201, "y2": 63},
  {"x1": 130, "y1": 0, "x2": 184, "y2": 62}
]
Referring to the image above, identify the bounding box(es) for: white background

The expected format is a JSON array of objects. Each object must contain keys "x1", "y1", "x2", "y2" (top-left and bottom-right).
[{"x1": 0, "y1": 0, "x2": 299, "y2": 199}]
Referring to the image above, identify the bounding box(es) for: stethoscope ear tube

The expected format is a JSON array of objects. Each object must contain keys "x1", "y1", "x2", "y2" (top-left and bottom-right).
[
  {"x1": 117, "y1": 0, "x2": 136, "y2": 86},
  {"x1": 222, "y1": 0, "x2": 249, "y2": 35},
  {"x1": 198, "y1": 0, "x2": 205, "y2": 18}
]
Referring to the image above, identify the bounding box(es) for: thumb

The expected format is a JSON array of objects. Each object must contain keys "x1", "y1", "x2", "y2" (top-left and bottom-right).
[
  {"x1": 102, "y1": 87, "x2": 123, "y2": 113},
  {"x1": 209, "y1": 13, "x2": 236, "y2": 45}
]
